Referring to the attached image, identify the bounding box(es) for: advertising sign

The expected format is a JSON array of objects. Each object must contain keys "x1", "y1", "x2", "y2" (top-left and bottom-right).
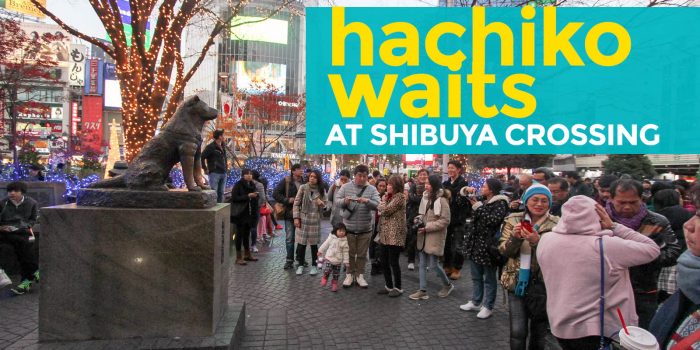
[
  {"x1": 70, "y1": 101, "x2": 80, "y2": 136},
  {"x1": 84, "y1": 59, "x2": 104, "y2": 95},
  {"x1": 231, "y1": 16, "x2": 289, "y2": 45},
  {"x1": 18, "y1": 22, "x2": 70, "y2": 64},
  {"x1": 306, "y1": 7, "x2": 700, "y2": 154},
  {"x1": 235, "y1": 61, "x2": 287, "y2": 93},
  {"x1": 81, "y1": 96, "x2": 103, "y2": 153},
  {"x1": 0, "y1": 0, "x2": 46, "y2": 19},
  {"x1": 68, "y1": 44, "x2": 86, "y2": 87}
]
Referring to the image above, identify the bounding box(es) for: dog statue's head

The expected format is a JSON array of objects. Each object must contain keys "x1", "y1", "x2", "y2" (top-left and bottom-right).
[{"x1": 183, "y1": 95, "x2": 218, "y2": 121}]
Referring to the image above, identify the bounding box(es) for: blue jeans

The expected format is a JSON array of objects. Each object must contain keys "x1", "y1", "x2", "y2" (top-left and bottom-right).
[
  {"x1": 284, "y1": 219, "x2": 296, "y2": 262},
  {"x1": 208, "y1": 172, "x2": 226, "y2": 203},
  {"x1": 418, "y1": 251, "x2": 450, "y2": 291},
  {"x1": 469, "y1": 261, "x2": 498, "y2": 310}
]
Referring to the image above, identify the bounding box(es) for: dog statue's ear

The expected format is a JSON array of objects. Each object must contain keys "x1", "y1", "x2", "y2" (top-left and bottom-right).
[{"x1": 185, "y1": 95, "x2": 201, "y2": 107}]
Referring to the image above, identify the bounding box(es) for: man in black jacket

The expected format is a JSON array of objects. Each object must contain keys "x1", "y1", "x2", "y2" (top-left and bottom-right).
[
  {"x1": 442, "y1": 160, "x2": 471, "y2": 280},
  {"x1": 273, "y1": 164, "x2": 304, "y2": 270},
  {"x1": 607, "y1": 179, "x2": 681, "y2": 329},
  {"x1": 201, "y1": 129, "x2": 227, "y2": 202},
  {"x1": 0, "y1": 181, "x2": 39, "y2": 295}
]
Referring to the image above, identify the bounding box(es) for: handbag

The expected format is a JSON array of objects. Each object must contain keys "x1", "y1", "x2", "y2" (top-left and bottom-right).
[
  {"x1": 260, "y1": 203, "x2": 271, "y2": 215},
  {"x1": 274, "y1": 177, "x2": 290, "y2": 220},
  {"x1": 524, "y1": 275, "x2": 548, "y2": 322},
  {"x1": 230, "y1": 200, "x2": 247, "y2": 218}
]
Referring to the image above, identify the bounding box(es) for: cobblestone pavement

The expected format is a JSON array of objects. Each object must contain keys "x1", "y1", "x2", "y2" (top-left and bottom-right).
[{"x1": 0, "y1": 219, "x2": 513, "y2": 349}]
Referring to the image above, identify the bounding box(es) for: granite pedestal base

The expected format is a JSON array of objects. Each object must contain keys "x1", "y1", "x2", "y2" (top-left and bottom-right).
[
  {"x1": 38, "y1": 203, "x2": 231, "y2": 343},
  {"x1": 8, "y1": 303, "x2": 245, "y2": 350}
]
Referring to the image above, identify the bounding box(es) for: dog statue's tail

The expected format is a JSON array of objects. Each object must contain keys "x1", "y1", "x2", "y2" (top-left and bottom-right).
[{"x1": 89, "y1": 175, "x2": 127, "y2": 188}]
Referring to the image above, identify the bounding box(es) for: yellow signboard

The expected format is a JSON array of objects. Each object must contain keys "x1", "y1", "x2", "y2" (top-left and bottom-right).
[{"x1": 3, "y1": 0, "x2": 46, "y2": 18}]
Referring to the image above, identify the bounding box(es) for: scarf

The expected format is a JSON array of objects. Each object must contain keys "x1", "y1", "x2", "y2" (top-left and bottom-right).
[
  {"x1": 419, "y1": 189, "x2": 443, "y2": 217},
  {"x1": 605, "y1": 200, "x2": 647, "y2": 230},
  {"x1": 678, "y1": 250, "x2": 700, "y2": 305},
  {"x1": 515, "y1": 214, "x2": 541, "y2": 297}
]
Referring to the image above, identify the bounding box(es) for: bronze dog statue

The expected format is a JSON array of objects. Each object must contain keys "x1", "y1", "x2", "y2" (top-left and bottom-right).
[{"x1": 91, "y1": 95, "x2": 218, "y2": 191}]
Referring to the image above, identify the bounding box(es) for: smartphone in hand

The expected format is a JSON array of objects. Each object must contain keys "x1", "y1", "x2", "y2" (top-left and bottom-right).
[{"x1": 521, "y1": 220, "x2": 533, "y2": 234}]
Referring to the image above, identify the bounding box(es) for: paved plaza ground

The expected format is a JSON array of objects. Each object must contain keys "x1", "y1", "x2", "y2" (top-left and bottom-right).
[{"x1": 0, "y1": 219, "x2": 513, "y2": 349}]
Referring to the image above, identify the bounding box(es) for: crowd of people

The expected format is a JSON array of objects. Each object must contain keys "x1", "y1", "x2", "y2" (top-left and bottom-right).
[
  {"x1": 225, "y1": 159, "x2": 699, "y2": 350},
  {"x1": 3, "y1": 147, "x2": 699, "y2": 349}
]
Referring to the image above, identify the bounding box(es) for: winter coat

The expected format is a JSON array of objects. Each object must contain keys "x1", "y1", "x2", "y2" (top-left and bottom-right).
[
  {"x1": 292, "y1": 184, "x2": 326, "y2": 245},
  {"x1": 272, "y1": 176, "x2": 302, "y2": 220},
  {"x1": 406, "y1": 182, "x2": 424, "y2": 226},
  {"x1": 334, "y1": 182, "x2": 381, "y2": 233},
  {"x1": 498, "y1": 212, "x2": 559, "y2": 292},
  {"x1": 229, "y1": 180, "x2": 258, "y2": 226},
  {"x1": 465, "y1": 194, "x2": 510, "y2": 266},
  {"x1": 416, "y1": 190, "x2": 451, "y2": 256},
  {"x1": 378, "y1": 192, "x2": 407, "y2": 247},
  {"x1": 318, "y1": 234, "x2": 350, "y2": 265},
  {"x1": 627, "y1": 211, "x2": 681, "y2": 294},
  {"x1": 538, "y1": 196, "x2": 660, "y2": 340},
  {"x1": 201, "y1": 141, "x2": 227, "y2": 174},
  {"x1": 656, "y1": 205, "x2": 693, "y2": 252},
  {"x1": 442, "y1": 176, "x2": 471, "y2": 228}
]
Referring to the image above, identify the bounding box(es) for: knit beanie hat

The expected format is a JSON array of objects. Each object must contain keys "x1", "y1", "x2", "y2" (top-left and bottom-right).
[
  {"x1": 554, "y1": 195, "x2": 606, "y2": 236},
  {"x1": 522, "y1": 183, "x2": 552, "y2": 208}
]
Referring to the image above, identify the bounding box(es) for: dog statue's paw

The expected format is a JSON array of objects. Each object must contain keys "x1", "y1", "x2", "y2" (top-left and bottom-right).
[
  {"x1": 200, "y1": 185, "x2": 211, "y2": 190},
  {"x1": 187, "y1": 186, "x2": 203, "y2": 192}
]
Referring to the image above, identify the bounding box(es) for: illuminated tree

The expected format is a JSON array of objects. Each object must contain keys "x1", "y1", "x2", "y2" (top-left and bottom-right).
[
  {"x1": 30, "y1": 0, "x2": 294, "y2": 161},
  {"x1": 0, "y1": 17, "x2": 59, "y2": 166}
]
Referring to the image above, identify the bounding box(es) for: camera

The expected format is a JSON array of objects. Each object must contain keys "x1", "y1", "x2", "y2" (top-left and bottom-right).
[{"x1": 412, "y1": 217, "x2": 425, "y2": 231}]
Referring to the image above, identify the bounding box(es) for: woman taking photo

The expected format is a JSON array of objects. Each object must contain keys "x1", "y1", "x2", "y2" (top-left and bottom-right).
[
  {"x1": 460, "y1": 178, "x2": 510, "y2": 319},
  {"x1": 377, "y1": 175, "x2": 407, "y2": 297},
  {"x1": 230, "y1": 169, "x2": 259, "y2": 265},
  {"x1": 409, "y1": 174, "x2": 455, "y2": 300},
  {"x1": 499, "y1": 183, "x2": 559, "y2": 350},
  {"x1": 293, "y1": 169, "x2": 327, "y2": 276}
]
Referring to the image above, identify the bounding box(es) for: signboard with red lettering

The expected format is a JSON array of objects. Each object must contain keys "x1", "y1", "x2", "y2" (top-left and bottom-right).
[
  {"x1": 81, "y1": 96, "x2": 103, "y2": 153},
  {"x1": 70, "y1": 101, "x2": 80, "y2": 135}
]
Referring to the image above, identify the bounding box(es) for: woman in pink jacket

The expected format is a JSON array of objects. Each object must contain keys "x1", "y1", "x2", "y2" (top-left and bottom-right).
[{"x1": 538, "y1": 195, "x2": 660, "y2": 350}]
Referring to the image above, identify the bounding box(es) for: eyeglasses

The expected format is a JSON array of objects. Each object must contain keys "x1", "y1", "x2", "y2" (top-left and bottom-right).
[{"x1": 527, "y1": 198, "x2": 550, "y2": 205}]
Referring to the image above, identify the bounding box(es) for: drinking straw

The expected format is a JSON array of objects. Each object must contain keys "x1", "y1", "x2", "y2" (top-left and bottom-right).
[{"x1": 617, "y1": 307, "x2": 630, "y2": 336}]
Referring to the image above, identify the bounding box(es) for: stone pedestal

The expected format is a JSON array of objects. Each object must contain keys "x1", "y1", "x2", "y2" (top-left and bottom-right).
[{"x1": 38, "y1": 203, "x2": 231, "y2": 342}]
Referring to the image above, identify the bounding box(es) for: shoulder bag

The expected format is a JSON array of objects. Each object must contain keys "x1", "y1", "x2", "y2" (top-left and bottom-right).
[{"x1": 274, "y1": 177, "x2": 290, "y2": 220}]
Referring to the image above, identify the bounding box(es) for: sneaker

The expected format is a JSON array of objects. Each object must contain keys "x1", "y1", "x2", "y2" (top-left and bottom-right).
[
  {"x1": 11, "y1": 279, "x2": 32, "y2": 296},
  {"x1": 296, "y1": 266, "x2": 304, "y2": 275},
  {"x1": 309, "y1": 266, "x2": 319, "y2": 276},
  {"x1": 477, "y1": 306, "x2": 493, "y2": 319},
  {"x1": 409, "y1": 290, "x2": 429, "y2": 300},
  {"x1": 459, "y1": 301, "x2": 481, "y2": 311},
  {"x1": 388, "y1": 288, "x2": 403, "y2": 298},
  {"x1": 407, "y1": 263, "x2": 415, "y2": 271},
  {"x1": 0, "y1": 269, "x2": 11, "y2": 289},
  {"x1": 33, "y1": 271, "x2": 40, "y2": 283},
  {"x1": 320, "y1": 275, "x2": 328, "y2": 287},
  {"x1": 437, "y1": 283, "x2": 455, "y2": 298},
  {"x1": 377, "y1": 286, "x2": 391, "y2": 295},
  {"x1": 331, "y1": 280, "x2": 338, "y2": 292},
  {"x1": 252, "y1": 246, "x2": 259, "y2": 253},
  {"x1": 356, "y1": 274, "x2": 368, "y2": 288},
  {"x1": 275, "y1": 224, "x2": 283, "y2": 230},
  {"x1": 303, "y1": 262, "x2": 310, "y2": 268},
  {"x1": 283, "y1": 261, "x2": 294, "y2": 270},
  {"x1": 342, "y1": 274, "x2": 354, "y2": 288}
]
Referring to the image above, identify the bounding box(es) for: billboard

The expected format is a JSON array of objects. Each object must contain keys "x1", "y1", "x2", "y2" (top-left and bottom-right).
[
  {"x1": 84, "y1": 59, "x2": 104, "y2": 95},
  {"x1": 234, "y1": 61, "x2": 287, "y2": 93},
  {"x1": 68, "y1": 44, "x2": 86, "y2": 87},
  {"x1": 81, "y1": 96, "x2": 103, "y2": 153},
  {"x1": 104, "y1": 63, "x2": 122, "y2": 108},
  {"x1": 17, "y1": 22, "x2": 71, "y2": 65},
  {"x1": 104, "y1": 0, "x2": 154, "y2": 48},
  {"x1": 231, "y1": 16, "x2": 288, "y2": 45},
  {"x1": 0, "y1": 0, "x2": 46, "y2": 18}
]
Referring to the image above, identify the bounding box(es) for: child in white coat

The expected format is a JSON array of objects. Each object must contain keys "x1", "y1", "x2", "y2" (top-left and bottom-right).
[{"x1": 317, "y1": 223, "x2": 350, "y2": 292}]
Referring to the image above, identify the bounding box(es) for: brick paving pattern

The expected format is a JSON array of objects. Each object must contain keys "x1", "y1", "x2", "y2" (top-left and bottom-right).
[{"x1": 0, "y1": 219, "x2": 513, "y2": 349}]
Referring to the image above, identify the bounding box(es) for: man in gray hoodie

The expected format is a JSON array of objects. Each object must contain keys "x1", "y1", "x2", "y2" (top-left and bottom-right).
[{"x1": 334, "y1": 164, "x2": 380, "y2": 288}]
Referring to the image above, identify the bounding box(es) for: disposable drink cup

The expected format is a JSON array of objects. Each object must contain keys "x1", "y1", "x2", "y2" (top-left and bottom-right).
[{"x1": 618, "y1": 326, "x2": 659, "y2": 350}]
